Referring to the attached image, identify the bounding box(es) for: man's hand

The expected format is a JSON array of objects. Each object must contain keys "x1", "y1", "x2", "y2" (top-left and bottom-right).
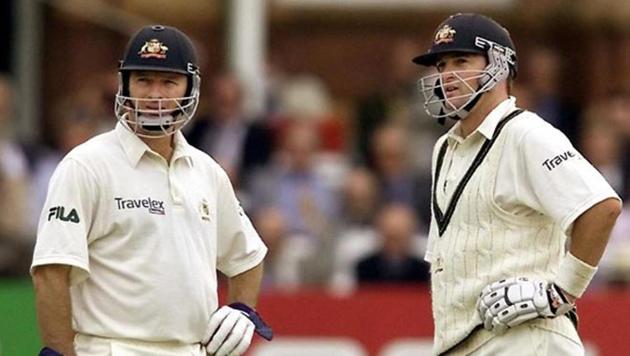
[
  {"x1": 477, "y1": 277, "x2": 574, "y2": 334},
  {"x1": 203, "y1": 306, "x2": 255, "y2": 356}
]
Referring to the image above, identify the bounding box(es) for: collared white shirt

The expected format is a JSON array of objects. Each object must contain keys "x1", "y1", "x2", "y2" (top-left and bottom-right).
[
  {"x1": 434, "y1": 97, "x2": 619, "y2": 236},
  {"x1": 31, "y1": 123, "x2": 267, "y2": 343}
]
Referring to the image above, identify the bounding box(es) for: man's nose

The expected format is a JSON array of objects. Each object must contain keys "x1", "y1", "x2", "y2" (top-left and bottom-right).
[
  {"x1": 147, "y1": 83, "x2": 165, "y2": 99},
  {"x1": 441, "y1": 71, "x2": 456, "y2": 83}
]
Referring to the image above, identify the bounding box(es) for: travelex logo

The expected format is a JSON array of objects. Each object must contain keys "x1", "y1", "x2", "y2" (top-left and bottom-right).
[
  {"x1": 48, "y1": 206, "x2": 80, "y2": 223},
  {"x1": 542, "y1": 150, "x2": 577, "y2": 171},
  {"x1": 115, "y1": 197, "x2": 165, "y2": 215}
]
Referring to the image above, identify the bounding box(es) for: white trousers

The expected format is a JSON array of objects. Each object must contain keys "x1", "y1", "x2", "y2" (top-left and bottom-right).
[
  {"x1": 449, "y1": 317, "x2": 584, "y2": 356},
  {"x1": 75, "y1": 334, "x2": 206, "y2": 356}
]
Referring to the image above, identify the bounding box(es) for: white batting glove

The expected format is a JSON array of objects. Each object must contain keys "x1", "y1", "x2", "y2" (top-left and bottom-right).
[
  {"x1": 202, "y1": 305, "x2": 255, "y2": 356},
  {"x1": 477, "y1": 277, "x2": 574, "y2": 334}
]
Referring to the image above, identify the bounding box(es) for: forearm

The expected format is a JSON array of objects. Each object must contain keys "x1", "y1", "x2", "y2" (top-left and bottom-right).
[
  {"x1": 32, "y1": 264, "x2": 77, "y2": 356},
  {"x1": 227, "y1": 262, "x2": 264, "y2": 307},
  {"x1": 560, "y1": 198, "x2": 622, "y2": 300}
]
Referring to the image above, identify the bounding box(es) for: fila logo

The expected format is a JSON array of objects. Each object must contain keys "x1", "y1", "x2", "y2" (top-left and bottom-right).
[
  {"x1": 115, "y1": 197, "x2": 165, "y2": 215},
  {"x1": 542, "y1": 150, "x2": 577, "y2": 171},
  {"x1": 48, "y1": 206, "x2": 80, "y2": 223}
]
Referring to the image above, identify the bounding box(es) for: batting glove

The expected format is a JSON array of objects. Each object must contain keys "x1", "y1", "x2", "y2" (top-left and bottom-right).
[
  {"x1": 203, "y1": 303, "x2": 273, "y2": 356},
  {"x1": 38, "y1": 347, "x2": 63, "y2": 356},
  {"x1": 477, "y1": 277, "x2": 574, "y2": 334},
  {"x1": 203, "y1": 305, "x2": 254, "y2": 356}
]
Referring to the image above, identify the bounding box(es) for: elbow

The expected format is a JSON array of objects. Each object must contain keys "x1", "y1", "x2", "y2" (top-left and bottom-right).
[
  {"x1": 609, "y1": 198, "x2": 622, "y2": 218},
  {"x1": 601, "y1": 198, "x2": 622, "y2": 222}
]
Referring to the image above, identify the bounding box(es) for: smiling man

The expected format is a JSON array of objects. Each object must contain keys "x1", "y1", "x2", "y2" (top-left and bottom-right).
[
  {"x1": 31, "y1": 25, "x2": 272, "y2": 356},
  {"x1": 413, "y1": 13, "x2": 622, "y2": 355}
]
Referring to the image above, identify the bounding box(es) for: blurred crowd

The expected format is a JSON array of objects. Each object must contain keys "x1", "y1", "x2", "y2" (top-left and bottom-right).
[{"x1": 0, "y1": 41, "x2": 628, "y2": 294}]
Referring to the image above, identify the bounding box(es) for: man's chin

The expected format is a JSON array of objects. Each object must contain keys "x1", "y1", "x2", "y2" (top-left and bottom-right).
[
  {"x1": 444, "y1": 103, "x2": 463, "y2": 113},
  {"x1": 444, "y1": 96, "x2": 471, "y2": 111}
]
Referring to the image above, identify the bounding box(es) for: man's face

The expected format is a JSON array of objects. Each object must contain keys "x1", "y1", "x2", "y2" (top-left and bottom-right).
[
  {"x1": 435, "y1": 53, "x2": 487, "y2": 110},
  {"x1": 128, "y1": 71, "x2": 187, "y2": 115}
]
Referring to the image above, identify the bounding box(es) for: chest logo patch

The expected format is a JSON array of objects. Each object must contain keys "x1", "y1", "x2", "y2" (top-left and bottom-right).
[
  {"x1": 115, "y1": 197, "x2": 165, "y2": 215},
  {"x1": 199, "y1": 198, "x2": 211, "y2": 221}
]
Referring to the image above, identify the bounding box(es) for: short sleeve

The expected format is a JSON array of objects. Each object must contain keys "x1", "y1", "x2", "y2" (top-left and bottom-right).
[
  {"x1": 216, "y1": 170, "x2": 267, "y2": 277},
  {"x1": 31, "y1": 158, "x2": 98, "y2": 285},
  {"x1": 518, "y1": 126, "x2": 620, "y2": 234}
]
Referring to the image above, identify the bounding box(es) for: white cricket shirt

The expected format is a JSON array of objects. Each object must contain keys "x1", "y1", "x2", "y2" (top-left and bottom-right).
[
  {"x1": 31, "y1": 123, "x2": 267, "y2": 343},
  {"x1": 429, "y1": 97, "x2": 620, "y2": 242},
  {"x1": 425, "y1": 97, "x2": 620, "y2": 353}
]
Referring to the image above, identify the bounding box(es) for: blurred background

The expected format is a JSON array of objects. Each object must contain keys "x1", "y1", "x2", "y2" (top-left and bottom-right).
[{"x1": 0, "y1": 0, "x2": 628, "y2": 355}]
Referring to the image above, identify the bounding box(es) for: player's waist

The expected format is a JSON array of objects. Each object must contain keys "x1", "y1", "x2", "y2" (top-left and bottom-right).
[
  {"x1": 431, "y1": 270, "x2": 560, "y2": 314},
  {"x1": 437, "y1": 313, "x2": 580, "y2": 355},
  {"x1": 75, "y1": 333, "x2": 206, "y2": 356}
]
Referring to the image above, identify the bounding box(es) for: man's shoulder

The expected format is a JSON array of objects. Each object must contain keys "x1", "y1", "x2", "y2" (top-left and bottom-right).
[
  {"x1": 187, "y1": 144, "x2": 218, "y2": 166},
  {"x1": 505, "y1": 110, "x2": 564, "y2": 142},
  {"x1": 500, "y1": 110, "x2": 577, "y2": 160},
  {"x1": 63, "y1": 130, "x2": 119, "y2": 166},
  {"x1": 186, "y1": 144, "x2": 229, "y2": 178}
]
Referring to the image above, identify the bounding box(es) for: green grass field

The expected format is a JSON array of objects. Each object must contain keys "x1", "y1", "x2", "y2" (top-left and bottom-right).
[{"x1": 0, "y1": 278, "x2": 40, "y2": 356}]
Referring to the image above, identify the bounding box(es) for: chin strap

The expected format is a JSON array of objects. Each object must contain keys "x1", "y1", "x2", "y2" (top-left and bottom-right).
[
  {"x1": 437, "y1": 91, "x2": 484, "y2": 125},
  {"x1": 433, "y1": 74, "x2": 486, "y2": 125}
]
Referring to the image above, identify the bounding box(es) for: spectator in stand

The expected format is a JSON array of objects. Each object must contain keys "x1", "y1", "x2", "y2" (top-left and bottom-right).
[
  {"x1": 339, "y1": 167, "x2": 381, "y2": 230},
  {"x1": 29, "y1": 103, "x2": 100, "y2": 232},
  {"x1": 355, "y1": 39, "x2": 419, "y2": 165},
  {"x1": 525, "y1": 46, "x2": 582, "y2": 142},
  {"x1": 606, "y1": 91, "x2": 630, "y2": 201},
  {"x1": 0, "y1": 74, "x2": 32, "y2": 276},
  {"x1": 329, "y1": 167, "x2": 382, "y2": 292},
  {"x1": 579, "y1": 120, "x2": 625, "y2": 198},
  {"x1": 248, "y1": 120, "x2": 339, "y2": 285},
  {"x1": 587, "y1": 92, "x2": 630, "y2": 286},
  {"x1": 253, "y1": 207, "x2": 306, "y2": 291},
  {"x1": 249, "y1": 120, "x2": 339, "y2": 239},
  {"x1": 186, "y1": 72, "x2": 273, "y2": 187},
  {"x1": 355, "y1": 204, "x2": 429, "y2": 284},
  {"x1": 272, "y1": 74, "x2": 349, "y2": 195},
  {"x1": 371, "y1": 124, "x2": 431, "y2": 231},
  {"x1": 70, "y1": 71, "x2": 119, "y2": 134}
]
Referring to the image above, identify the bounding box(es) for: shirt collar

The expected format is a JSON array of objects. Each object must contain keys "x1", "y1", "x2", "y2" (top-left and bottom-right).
[
  {"x1": 116, "y1": 123, "x2": 149, "y2": 167},
  {"x1": 115, "y1": 123, "x2": 194, "y2": 168},
  {"x1": 476, "y1": 97, "x2": 517, "y2": 140},
  {"x1": 446, "y1": 96, "x2": 517, "y2": 143},
  {"x1": 172, "y1": 130, "x2": 195, "y2": 168}
]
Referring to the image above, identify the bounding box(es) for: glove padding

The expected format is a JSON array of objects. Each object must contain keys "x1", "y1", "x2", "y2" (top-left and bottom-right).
[
  {"x1": 477, "y1": 277, "x2": 574, "y2": 334},
  {"x1": 203, "y1": 305, "x2": 255, "y2": 356}
]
